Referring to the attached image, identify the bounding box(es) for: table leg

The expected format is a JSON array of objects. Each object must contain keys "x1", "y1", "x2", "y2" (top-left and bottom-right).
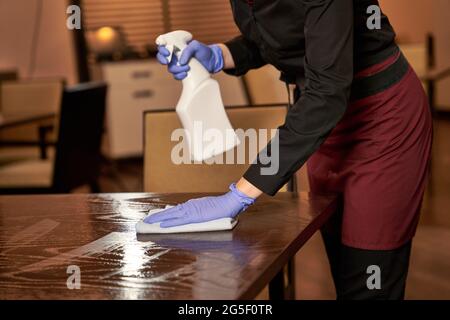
[{"x1": 269, "y1": 258, "x2": 296, "y2": 300}]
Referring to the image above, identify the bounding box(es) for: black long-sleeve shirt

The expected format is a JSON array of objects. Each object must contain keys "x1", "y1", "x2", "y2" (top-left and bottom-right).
[{"x1": 224, "y1": 0, "x2": 397, "y2": 195}]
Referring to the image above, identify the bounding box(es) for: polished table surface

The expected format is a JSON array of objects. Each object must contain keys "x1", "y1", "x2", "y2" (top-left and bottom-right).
[{"x1": 0, "y1": 192, "x2": 337, "y2": 299}]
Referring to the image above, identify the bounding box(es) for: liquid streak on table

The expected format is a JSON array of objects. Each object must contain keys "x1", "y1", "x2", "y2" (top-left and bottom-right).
[{"x1": 0, "y1": 192, "x2": 337, "y2": 300}]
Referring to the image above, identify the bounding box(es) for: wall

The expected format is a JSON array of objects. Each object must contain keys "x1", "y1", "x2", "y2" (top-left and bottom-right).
[
  {"x1": 380, "y1": 0, "x2": 432, "y2": 43},
  {"x1": 380, "y1": 0, "x2": 450, "y2": 109},
  {"x1": 0, "y1": 0, "x2": 77, "y2": 84},
  {"x1": 432, "y1": 0, "x2": 450, "y2": 109}
]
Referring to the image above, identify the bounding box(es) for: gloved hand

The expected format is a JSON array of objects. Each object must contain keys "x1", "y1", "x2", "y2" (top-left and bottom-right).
[
  {"x1": 144, "y1": 183, "x2": 255, "y2": 228},
  {"x1": 156, "y1": 40, "x2": 224, "y2": 80}
]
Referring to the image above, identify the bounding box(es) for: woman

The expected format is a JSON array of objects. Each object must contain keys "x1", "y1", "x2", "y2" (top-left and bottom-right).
[{"x1": 146, "y1": 0, "x2": 432, "y2": 300}]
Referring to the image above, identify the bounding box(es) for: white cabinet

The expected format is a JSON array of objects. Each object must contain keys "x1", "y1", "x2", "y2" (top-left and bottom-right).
[
  {"x1": 100, "y1": 60, "x2": 248, "y2": 159},
  {"x1": 101, "y1": 60, "x2": 181, "y2": 158}
]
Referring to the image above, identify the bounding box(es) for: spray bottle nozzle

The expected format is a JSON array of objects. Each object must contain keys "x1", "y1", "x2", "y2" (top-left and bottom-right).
[{"x1": 156, "y1": 30, "x2": 193, "y2": 63}]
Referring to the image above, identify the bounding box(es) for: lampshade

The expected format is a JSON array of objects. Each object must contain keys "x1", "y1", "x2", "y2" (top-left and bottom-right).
[{"x1": 86, "y1": 26, "x2": 125, "y2": 55}]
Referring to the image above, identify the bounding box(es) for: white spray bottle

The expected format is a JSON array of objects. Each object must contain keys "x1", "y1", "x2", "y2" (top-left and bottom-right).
[{"x1": 156, "y1": 30, "x2": 240, "y2": 162}]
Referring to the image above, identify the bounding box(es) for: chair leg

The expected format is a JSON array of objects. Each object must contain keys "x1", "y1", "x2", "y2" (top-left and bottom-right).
[{"x1": 38, "y1": 125, "x2": 54, "y2": 160}]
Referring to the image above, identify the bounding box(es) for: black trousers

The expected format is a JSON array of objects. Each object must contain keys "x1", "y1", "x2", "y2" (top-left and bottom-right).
[{"x1": 321, "y1": 207, "x2": 412, "y2": 300}]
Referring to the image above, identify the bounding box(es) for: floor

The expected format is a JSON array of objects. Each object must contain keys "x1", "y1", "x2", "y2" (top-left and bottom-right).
[{"x1": 98, "y1": 118, "x2": 450, "y2": 300}]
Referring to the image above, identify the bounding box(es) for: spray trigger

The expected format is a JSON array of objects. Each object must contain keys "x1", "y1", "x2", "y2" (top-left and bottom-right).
[
  {"x1": 172, "y1": 45, "x2": 182, "y2": 64},
  {"x1": 165, "y1": 45, "x2": 181, "y2": 65}
]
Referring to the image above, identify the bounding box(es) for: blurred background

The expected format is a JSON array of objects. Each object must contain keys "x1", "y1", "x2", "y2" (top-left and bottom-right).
[{"x1": 0, "y1": 0, "x2": 448, "y2": 299}]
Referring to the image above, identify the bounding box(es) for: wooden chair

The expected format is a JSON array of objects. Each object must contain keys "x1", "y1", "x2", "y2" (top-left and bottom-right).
[
  {"x1": 0, "y1": 82, "x2": 107, "y2": 194},
  {"x1": 0, "y1": 78, "x2": 63, "y2": 119},
  {"x1": 144, "y1": 104, "x2": 289, "y2": 193},
  {"x1": 0, "y1": 78, "x2": 64, "y2": 163}
]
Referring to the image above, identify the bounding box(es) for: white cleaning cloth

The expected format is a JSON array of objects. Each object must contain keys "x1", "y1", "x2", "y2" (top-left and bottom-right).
[{"x1": 135, "y1": 205, "x2": 238, "y2": 234}]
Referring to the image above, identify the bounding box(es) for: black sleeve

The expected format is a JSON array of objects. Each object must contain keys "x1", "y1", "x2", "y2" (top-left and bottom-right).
[
  {"x1": 243, "y1": 0, "x2": 354, "y2": 195},
  {"x1": 223, "y1": 35, "x2": 267, "y2": 76}
]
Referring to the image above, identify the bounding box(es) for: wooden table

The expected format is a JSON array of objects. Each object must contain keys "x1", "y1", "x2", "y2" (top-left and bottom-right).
[{"x1": 0, "y1": 192, "x2": 337, "y2": 300}]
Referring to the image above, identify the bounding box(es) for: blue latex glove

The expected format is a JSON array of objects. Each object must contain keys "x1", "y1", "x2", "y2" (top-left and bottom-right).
[
  {"x1": 156, "y1": 41, "x2": 224, "y2": 80},
  {"x1": 144, "y1": 183, "x2": 255, "y2": 228}
]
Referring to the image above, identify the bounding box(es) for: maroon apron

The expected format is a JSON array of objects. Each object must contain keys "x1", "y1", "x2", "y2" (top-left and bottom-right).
[{"x1": 308, "y1": 51, "x2": 433, "y2": 250}]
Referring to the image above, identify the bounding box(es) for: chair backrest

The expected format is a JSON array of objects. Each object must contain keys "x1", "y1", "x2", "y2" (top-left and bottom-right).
[
  {"x1": 244, "y1": 65, "x2": 289, "y2": 104},
  {"x1": 0, "y1": 79, "x2": 63, "y2": 142},
  {"x1": 52, "y1": 82, "x2": 107, "y2": 192},
  {"x1": 212, "y1": 72, "x2": 249, "y2": 106},
  {"x1": 144, "y1": 104, "x2": 288, "y2": 193},
  {"x1": 0, "y1": 78, "x2": 63, "y2": 118}
]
